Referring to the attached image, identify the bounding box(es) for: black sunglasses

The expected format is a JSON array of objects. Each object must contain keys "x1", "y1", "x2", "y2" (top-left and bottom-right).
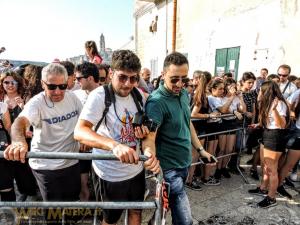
[
  {"x1": 170, "y1": 77, "x2": 190, "y2": 84},
  {"x1": 99, "y1": 77, "x2": 106, "y2": 82},
  {"x1": 278, "y1": 73, "x2": 288, "y2": 77},
  {"x1": 118, "y1": 74, "x2": 138, "y2": 84},
  {"x1": 76, "y1": 76, "x2": 88, "y2": 82},
  {"x1": 42, "y1": 81, "x2": 67, "y2": 90}
]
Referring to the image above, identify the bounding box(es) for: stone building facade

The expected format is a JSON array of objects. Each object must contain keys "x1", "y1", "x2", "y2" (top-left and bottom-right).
[{"x1": 134, "y1": 0, "x2": 300, "y2": 80}]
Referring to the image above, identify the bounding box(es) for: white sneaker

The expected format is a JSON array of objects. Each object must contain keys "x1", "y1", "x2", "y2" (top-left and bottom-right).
[{"x1": 289, "y1": 172, "x2": 298, "y2": 182}]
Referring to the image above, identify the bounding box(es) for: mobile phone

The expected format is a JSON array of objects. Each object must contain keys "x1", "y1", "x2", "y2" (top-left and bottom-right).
[{"x1": 200, "y1": 156, "x2": 217, "y2": 164}]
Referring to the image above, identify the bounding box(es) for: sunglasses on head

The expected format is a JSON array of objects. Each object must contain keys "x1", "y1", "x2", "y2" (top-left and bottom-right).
[
  {"x1": 117, "y1": 74, "x2": 138, "y2": 84},
  {"x1": 42, "y1": 81, "x2": 67, "y2": 90},
  {"x1": 170, "y1": 77, "x2": 190, "y2": 84},
  {"x1": 3, "y1": 80, "x2": 18, "y2": 86},
  {"x1": 278, "y1": 73, "x2": 288, "y2": 77}
]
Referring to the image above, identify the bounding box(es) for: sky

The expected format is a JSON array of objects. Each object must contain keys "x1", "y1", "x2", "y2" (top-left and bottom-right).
[{"x1": 0, "y1": 0, "x2": 134, "y2": 63}]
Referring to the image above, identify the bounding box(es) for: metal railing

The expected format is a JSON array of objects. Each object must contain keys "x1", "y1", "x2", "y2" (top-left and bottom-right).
[
  {"x1": 191, "y1": 114, "x2": 249, "y2": 184},
  {"x1": 0, "y1": 152, "x2": 164, "y2": 225}
]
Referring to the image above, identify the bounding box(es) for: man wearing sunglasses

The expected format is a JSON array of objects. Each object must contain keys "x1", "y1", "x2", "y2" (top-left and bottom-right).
[
  {"x1": 4, "y1": 63, "x2": 83, "y2": 224},
  {"x1": 74, "y1": 50, "x2": 159, "y2": 225},
  {"x1": 144, "y1": 52, "x2": 214, "y2": 225},
  {"x1": 73, "y1": 62, "x2": 100, "y2": 202},
  {"x1": 278, "y1": 64, "x2": 297, "y2": 99}
]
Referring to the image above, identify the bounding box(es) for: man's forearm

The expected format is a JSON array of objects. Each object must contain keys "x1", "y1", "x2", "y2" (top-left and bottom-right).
[
  {"x1": 11, "y1": 117, "x2": 28, "y2": 142},
  {"x1": 142, "y1": 132, "x2": 156, "y2": 156}
]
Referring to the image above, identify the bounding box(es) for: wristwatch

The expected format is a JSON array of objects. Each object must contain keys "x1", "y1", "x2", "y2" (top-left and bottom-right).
[{"x1": 196, "y1": 147, "x2": 205, "y2": 153}]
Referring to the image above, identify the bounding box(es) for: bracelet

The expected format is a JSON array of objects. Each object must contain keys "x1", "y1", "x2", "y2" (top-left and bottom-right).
[
  {"x1": 196, "y1": 147, "x2": 205, "y2": 153},
  {"x1": 208, "y1": 114, "x2": 211, "y2": 119}
]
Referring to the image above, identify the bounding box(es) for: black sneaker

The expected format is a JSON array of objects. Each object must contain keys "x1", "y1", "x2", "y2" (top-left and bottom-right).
[
  {"x1": 277, "y1": 185, "x2": 292, "y2": 199},
  {"x1": 250, "y1": 169, "x2": 259, "y2": 180},
  {"x1": 257, "y1": 196, "x2": 277, "y2": 208},
  {"x1": 185, "y1": 180, "x2": 202, "y2": 191},
  {"x1": 221, "y1": 168, "x2": 231, "y2": 178},
  {"x1": 284, "y1": 177, "x2": 295, "y2": 188},
  {"x1": 248, "y1": 187, "x2": 268, "y2": 196},
  {"x1": 202, "y1": 177, "x2": 220, "y2": 186}
]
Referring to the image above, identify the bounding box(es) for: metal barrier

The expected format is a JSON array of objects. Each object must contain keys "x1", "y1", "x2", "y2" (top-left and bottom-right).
[
  {"x1": 0, "y1": 152, "x2": 164, "y2": 225},
  {"x1": 191, "y1": 114, "x2": 249, "y2": 184}
]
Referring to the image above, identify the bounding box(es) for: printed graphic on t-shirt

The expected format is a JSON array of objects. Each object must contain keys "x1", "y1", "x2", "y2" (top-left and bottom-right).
[
  {"x1": 113, "y1": 108, "x2": 137, "y2": 150},
  {"x1": 42, "y1": 110, "x2": 79, "y2": 124}
]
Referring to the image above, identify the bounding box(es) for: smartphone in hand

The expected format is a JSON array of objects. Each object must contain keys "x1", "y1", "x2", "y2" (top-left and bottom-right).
[{"x1": 200, "y1": 156, "x2": 218, "y2": 164}]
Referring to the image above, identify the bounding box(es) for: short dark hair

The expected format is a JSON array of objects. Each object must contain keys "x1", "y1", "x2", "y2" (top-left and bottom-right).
[
  {"x1": 261, "y1": 68, "x2": 268, "y2": 73},
  {"x1": 97, "y1": 63, "x2": 109, "y2": 77},
  {"x1": 60, "y1": 61, "x2": 75, "y2": 76},
  {"x1": 163, "y1": 52, "x2": 188, "y2": 71},
  {"x1": 223, "y1": 72, "x2": 233, "y2": 78},
  {"x1": 242, "y1": 72, "x2": 256, "y2": 82},
  {"x1": 277, "y1": 64, "x2": 291, "y2": 74},
  {"x1": 111, "y1": 50, "x2": 141, "y2": 73},
  {"x1": 75, "y1": 62, "x2": 99, "y2": 83}
]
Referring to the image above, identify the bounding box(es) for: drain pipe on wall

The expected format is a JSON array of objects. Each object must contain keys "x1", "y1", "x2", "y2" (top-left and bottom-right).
[{"x1": 172, "y1": 0, "x2": 177, "y2": 52}]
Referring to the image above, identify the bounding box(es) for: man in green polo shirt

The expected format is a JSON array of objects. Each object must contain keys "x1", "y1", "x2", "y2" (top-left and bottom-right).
[{"x1": 143, "y1": 52, "x2": 213, "y2": 225}]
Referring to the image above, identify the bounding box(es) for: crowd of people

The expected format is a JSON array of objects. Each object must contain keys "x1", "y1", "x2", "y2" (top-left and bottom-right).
[{"x1": 0, "y1": 40, "x2": 299, "y2": 225}]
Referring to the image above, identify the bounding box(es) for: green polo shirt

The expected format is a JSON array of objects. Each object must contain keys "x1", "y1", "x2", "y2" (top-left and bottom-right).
[{"x1": 145, "y1": 83, "x2": 192, "y2": 170}]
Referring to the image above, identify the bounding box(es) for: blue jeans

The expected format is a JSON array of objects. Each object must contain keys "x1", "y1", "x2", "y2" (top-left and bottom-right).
[{"x1": 163, "y1": 167, "x2": 193, "y2": 225}]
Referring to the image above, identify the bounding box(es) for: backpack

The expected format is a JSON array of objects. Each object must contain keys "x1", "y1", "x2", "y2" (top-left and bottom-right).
[{"x1": 94, "y1": 84, "x2": 144, "y2": 132}]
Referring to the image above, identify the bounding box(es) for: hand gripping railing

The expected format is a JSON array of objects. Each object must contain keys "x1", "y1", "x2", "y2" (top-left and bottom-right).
[{"x1": 0, "y1": 152, "x2": 165, "y2": 225}]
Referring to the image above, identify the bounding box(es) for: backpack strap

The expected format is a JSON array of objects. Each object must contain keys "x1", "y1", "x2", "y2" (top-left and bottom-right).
[
  {"x1": 131, "y1": 87, "x2": 143, "y2": 113},
  {"x1": 94, "y1": 85, "x2": 144, "y2": 132},
  {"x1": 94, "y1": 84, "x2": 112, "y2": 132},
  {"x1": 282, "y1": 81, "x2": 291, "y2": 94}
]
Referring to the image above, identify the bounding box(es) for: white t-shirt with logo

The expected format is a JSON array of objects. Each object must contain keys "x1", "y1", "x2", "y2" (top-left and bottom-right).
[
  {"x1": 79, "y1": 86, "x2": 144, "y2": 182},
  {"x1": 267, "y1": 100, "x2": 287, "y2": 129},
  {"x1": 20, "y1": 91, "x2": 82, "y2": 170}
]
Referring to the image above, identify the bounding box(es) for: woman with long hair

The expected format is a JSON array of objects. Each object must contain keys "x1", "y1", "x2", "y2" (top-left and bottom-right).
[
  {"x1": 0, "y1": 71, "x2": 38, "y2": 201},
  {"x1": 0, "y1": 71, "x2": 25, "y2": 118},
  {"x1": 276, "y1": 88, "x2": 300, "y2": 199},
  {"x1": 249, "y1": 81, "x2": 290, "y2": 208},
  {"x1": 23, "y1": 64, "x2": 43, "y2": 103},
  {"x1": 191, "y1": 72, "x2": 220, "y2": 186},
  {"x1": 85, "y1": 40, "x2": 103, "y2": 65}
]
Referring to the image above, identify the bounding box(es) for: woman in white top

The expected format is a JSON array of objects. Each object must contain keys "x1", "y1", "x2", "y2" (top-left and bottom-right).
[
  {"x1": 209, "y1": 78, "x2": 246, "y2": 180},
  {"x1": 249, "y1": 81, "x2": 290, "y2": 208},
  {"x1": 277, "y1": 89, "x2": 300, "y2": 199}
]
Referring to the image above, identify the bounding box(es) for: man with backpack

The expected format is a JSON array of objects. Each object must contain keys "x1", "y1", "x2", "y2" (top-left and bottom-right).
[{"x1": 74, "y1": 50, "x2": 159, "y2": 225}]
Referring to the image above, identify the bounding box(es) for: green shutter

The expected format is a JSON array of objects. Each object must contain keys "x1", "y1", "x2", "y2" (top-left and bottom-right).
[{"x1": 215, "y1": 47, "x2": 240, "y2": 79}]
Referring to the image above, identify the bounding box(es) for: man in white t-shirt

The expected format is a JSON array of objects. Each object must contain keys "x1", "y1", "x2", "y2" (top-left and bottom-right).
[
  {"x1": 278, "y1": 64, "x2": 297, "y2": 99},
  {"x1": 4, "y1": 63, "x2": 82, "y2": 224},
  {"x1": 73, "y1": 62, "x2": 100, "y2": 202},
  {"x1": 74, "y1": 50, "x2": 159, "y2": 225}
]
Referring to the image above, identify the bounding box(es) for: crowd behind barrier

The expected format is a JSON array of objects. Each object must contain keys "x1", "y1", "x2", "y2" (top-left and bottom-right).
[{"x1": 0, "y1": 52, "x2": 300, "y2": 225}]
